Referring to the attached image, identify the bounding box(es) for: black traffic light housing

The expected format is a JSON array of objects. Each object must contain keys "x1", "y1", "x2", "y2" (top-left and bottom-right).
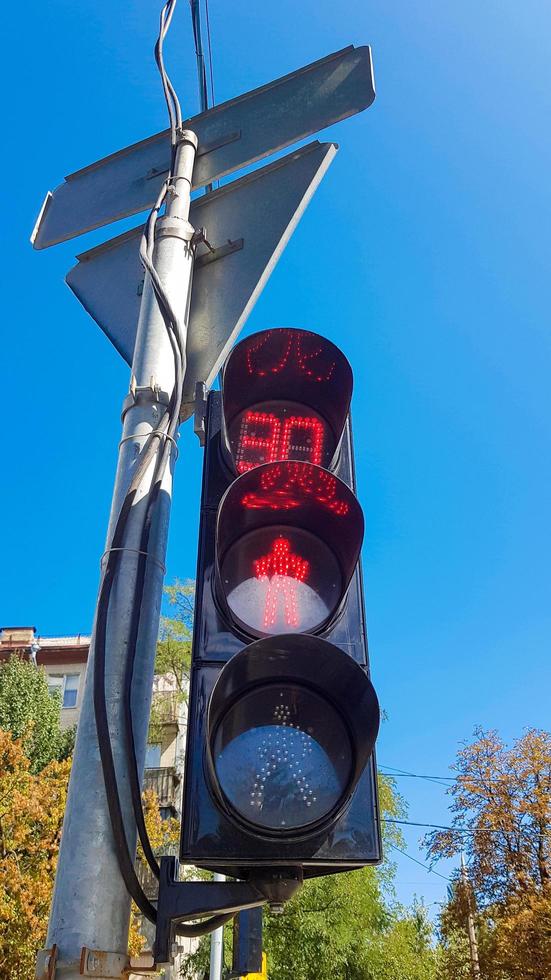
[{"x1": 180, "y1": 328, "x2": 381, "y2": 879}]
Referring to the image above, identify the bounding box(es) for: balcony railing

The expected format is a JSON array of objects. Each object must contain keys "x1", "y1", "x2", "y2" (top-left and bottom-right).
[{"x1": 143, "y1": 766, "x2": 181, "y2": 811}]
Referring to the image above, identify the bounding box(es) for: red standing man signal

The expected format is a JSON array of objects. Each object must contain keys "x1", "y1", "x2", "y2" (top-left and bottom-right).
[{"x1": 254, "y1": 536, "x2": 310, "y2": 630}]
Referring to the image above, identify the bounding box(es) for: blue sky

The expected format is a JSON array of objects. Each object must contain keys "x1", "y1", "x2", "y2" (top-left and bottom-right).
[{"x1": 2, "y1": 0, "x2": 551, "y2": 915}]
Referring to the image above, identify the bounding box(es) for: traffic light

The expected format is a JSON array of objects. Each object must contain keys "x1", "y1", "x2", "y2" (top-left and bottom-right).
[{"x1": 180, "y1": 327, "x2": 381, "y2": 879}]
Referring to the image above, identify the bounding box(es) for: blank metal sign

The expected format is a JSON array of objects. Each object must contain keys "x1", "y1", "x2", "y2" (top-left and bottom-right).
[
  {"x1": 67, "y1": 142, "x2": 337, "y2": 417},
  {"x1": 32, "y1": 46, "x2": 373, "y2": 249}
]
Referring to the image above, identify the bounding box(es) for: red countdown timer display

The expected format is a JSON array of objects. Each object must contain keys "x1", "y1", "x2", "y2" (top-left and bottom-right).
[
  {"x1": 216, "y1": 460, "x2": 363, "y2": 639},
  {"x1": 222, "y1": 328, "x2": 353, "y2": 475},
  {"x1": 229, "y1": 402, "x2": 329, "y2": 474}
]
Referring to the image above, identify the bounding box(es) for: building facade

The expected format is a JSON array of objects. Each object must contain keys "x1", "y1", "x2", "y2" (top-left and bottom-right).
[{"x1": 0, "y1": 625, "x2": 186, "y2": 819}]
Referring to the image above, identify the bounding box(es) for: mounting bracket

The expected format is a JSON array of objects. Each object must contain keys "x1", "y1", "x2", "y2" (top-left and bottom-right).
[{"x1": 155, "y1": 857, "x2": 302, "y2": 965}]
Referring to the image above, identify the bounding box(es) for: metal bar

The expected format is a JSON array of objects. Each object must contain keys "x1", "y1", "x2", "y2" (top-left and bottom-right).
[
  {"x1": 209, "y1": 874, "x2": 226, "y2": 980},
  {"x1": 43, "y1": 130, "x2": 198, "y2": 979}
]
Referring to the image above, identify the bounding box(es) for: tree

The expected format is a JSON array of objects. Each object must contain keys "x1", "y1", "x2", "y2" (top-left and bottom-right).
[
  {"x1": 0, "y1": 723, "x2": 176, "y2": 977},
  {"x1": 155, "y1": 579, "x2": 194, "y2": 689},
  {"x1": 0, "y1": 730, "x2": 70, "y2": 980},
  {"x1": 149, "y1": 581, "x2": 193, "y2": 743},
  {"x1": 428, "y1": 727, "x2": 551, "y2": 980},
  {"x1": 0, "y1": 655, "x2": 75, "y2": 772},
  {"x1": 181, "y1": 776, "x2": 440, "y2": 980}
]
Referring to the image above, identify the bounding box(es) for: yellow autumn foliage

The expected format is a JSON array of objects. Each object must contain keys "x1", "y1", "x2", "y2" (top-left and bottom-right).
[{"x1": 0, "y1": 729, "x2": 70, "y2": 980}]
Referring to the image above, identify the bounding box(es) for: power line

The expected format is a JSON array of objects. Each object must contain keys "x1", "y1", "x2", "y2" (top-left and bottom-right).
[
  {"x1": 388, "y1": 843, "x2": 451, "y2": 882},
  {"x1": 379, "y1": 765, "x2": 454, "y2": 784},
  {"x1": 384, "y1": 818, "x2": 551, "y2": 842},
  {"x1": 379, "y1": 763, "x2": 551, "y2": 787}
]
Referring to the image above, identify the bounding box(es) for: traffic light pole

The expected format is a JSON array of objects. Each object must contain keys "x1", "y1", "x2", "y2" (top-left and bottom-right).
[
  {"x1": 209, "y1": 874, "x2": 226, "y2": 980},
  {"x1": 40, "y1": 131, "x2": 198, "y2": 979}
]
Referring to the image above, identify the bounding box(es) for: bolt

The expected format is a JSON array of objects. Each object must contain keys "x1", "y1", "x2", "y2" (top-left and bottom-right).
[{"x1": 86, "y1": 952, "x2": 100, "y2": 972}]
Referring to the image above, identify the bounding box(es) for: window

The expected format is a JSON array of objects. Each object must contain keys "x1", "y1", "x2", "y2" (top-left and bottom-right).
[
  {"x1": 47, "y1": 673, "x2": 80, "y2": 709},
  {"x1": 47, "y1": 675, "x2": 64, "y2": 700},
  {"x1": 145, "y1": 743, "x2": 162, "y2": 769},
  {"x1": 63, "y1": 674, "x2": 79, "y2": 708}
]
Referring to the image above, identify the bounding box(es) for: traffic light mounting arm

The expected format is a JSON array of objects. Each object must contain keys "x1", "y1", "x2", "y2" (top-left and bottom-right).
[{"x1": 154, "y1": 857, "x2": 302, "y2": 965}]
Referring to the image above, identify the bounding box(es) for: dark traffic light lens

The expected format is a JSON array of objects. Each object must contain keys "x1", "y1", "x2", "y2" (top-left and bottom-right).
[
  {"x1": 220, "y1": 526, "x2": 342, "y2": 635},
  {"x1": 213, "y1": 684, "x2": 352, "y2": 832},
  {"x1": 228, "y1": 400, "x2": 335, "y2": 473}
]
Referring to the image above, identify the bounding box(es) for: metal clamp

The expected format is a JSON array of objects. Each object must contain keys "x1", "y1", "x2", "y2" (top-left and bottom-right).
[
  {"x1": 175, "y1": 127, "x2": 198, "y2": 150},
  {"x1": 191, "y1": 226, "x2": 216, "y2": 254},
  {"x1": 80, "y1": 948, "x2": 157, "y2": 977},
  {"x1": 193, "y1": 381, "x2": 208, "y2": 446},
  {"x1": 36, "y1": 945, "x2": 58, "y2": 980},
  {"x1": 155, "y1": 214, "x2": 195, "y2": 243},
  {"x1": 121, "y1": 376, "x2": 171, "y2": 420}
]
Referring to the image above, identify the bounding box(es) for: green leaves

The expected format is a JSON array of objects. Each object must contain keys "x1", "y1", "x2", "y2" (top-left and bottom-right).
[{"x1": 0, "y1": 655, "x2": 75, "y2": 773}]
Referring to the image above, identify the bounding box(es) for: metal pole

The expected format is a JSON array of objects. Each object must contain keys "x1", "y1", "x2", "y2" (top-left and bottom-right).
[
  {"x1": 43, "y1": 130, "x2": 198, "y2": 979},
  {"x1": 461, "y1": 853, "x2": 481, "y2": 980},
  {"x1": 209, "y1": 874, "x2": 226, "y2": 980},
  {"x1": 190, "y1": 0, "x2": 209, "y2": 113}
]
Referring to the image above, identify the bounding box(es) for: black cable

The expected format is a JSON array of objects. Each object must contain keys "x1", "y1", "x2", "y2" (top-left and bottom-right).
[
  {"x1": 190, "y1": 0, "x2": 209, "y2": 113},
  {"x1": 93, "y1": 426, "x2": 169, "y2": 922},
  {"x1": 122, "y1": 386, "x2": 181, "y2": 881},
  {"x1": 174, "y1": 912, "x2": 236, "y2": 938},
  {"x1": 119, "y1": 300, "x2": 183, "y2": 882}
]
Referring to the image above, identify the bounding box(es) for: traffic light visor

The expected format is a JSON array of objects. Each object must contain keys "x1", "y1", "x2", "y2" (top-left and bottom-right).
[
  {"x1": 222, "y1": 328, "x2": 353, "y2": 473},
  {"x1": 216, "y1": 461, "x2": 364, "y2": 637},
  {"x1": 206, "y1": 635, "x2": 380, "y2": 837}
]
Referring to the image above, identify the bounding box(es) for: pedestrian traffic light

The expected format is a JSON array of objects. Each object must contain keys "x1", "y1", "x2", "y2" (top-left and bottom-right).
[{"x1": 180, "y1": 328, "x2": 381, "y2": 879}]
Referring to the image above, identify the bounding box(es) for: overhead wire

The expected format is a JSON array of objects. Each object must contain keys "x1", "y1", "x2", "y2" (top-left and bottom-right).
[
  {"x1": 379, "y1": 765, "x2": 455, "y2": 785},
  {"x1": 388, "y1": 843, "x2": 451, "y2": 882},
  {"x1": 379, "y1": 764, "x2": 551, "y2": 786},
  {"x1": 384, "y1": 818, "x2": 551, "y2": 846}
]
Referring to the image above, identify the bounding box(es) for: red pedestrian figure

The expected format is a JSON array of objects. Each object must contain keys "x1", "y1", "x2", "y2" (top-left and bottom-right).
[{"x1": 254, "y1": 536, "x2": 309, "y2": 629}]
